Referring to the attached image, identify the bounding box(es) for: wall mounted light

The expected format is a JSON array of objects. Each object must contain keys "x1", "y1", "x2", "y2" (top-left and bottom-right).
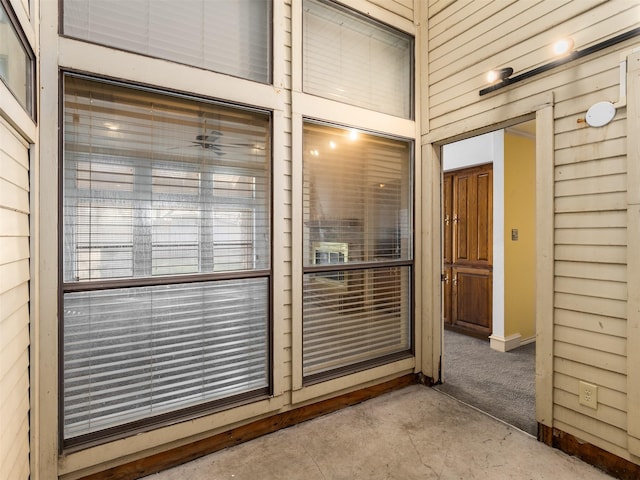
[
  {"x1": 486, "y1": 67, "x2": 514, "y2": 84},
  {"x1": 552, "y1": 37, "x2": 575, "y2": 56},
  {"x1": 480, "y1": 27, "x2": 640, "y2": 96}
]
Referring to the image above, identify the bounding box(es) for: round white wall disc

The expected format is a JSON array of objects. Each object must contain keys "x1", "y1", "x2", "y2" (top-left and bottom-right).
[{"x1": 585, "y1": 101, "x2": 616, "y2": 127}]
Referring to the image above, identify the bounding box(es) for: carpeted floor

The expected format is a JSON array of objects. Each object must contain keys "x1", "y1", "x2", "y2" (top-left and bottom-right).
[{"x1": 434, "y1": 329, "x2": 536, "y2": 435}]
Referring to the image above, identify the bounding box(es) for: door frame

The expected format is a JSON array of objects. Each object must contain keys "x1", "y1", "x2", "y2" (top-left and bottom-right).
[{"x1": 420, "y1": 104, "x2": 554, "y2": 432}]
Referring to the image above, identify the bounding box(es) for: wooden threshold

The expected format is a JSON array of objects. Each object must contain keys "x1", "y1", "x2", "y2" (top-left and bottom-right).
[
  {"x1": 538, "y1": 424, "x2": 640, "y2": 480},
  {"x1": 79, "y1": 373, "x2": 420, "y2": 480}
]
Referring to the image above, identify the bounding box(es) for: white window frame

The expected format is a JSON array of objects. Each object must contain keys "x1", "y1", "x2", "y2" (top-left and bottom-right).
[{"x1": 290, "y1": 0, "x2": 420, "y2": 404}]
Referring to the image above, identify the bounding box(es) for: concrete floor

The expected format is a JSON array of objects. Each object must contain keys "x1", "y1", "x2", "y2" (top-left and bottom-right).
[{"x1": 143, "y1": 385, "x2": 613, "y2": 480}]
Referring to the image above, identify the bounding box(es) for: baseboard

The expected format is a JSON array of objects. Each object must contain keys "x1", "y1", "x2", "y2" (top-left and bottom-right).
[
  {"x1": 79, "y1": 373, "x2": 420, "y2": 480},
  {"x1": 538, "y1": 424, "x2": 640, "y2": 480},
  {"x1": 489, "y1": 333, "x2": 521, "y2": 352}
]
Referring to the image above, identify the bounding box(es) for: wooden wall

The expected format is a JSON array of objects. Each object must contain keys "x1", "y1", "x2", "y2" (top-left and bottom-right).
[
  {"x1": 0, "y1": 119, "x2": 31, "y2": 479},
  {"x1": 422, "y1": 0, "x2": 639, "y2": 466}
]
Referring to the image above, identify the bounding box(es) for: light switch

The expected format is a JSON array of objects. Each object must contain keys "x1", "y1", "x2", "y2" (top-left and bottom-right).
[{"x1": 511, "y1": 229, "x2": 519, "y2": 241}]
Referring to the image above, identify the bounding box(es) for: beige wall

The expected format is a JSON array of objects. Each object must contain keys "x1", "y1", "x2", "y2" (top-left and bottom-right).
[
  {"x1": 0, "y1": 2, "x2": 35, "y2": 479},
  {"x1": 0, "y1": 119, "x2": 30, "y2": 480},
  {"x1": 504, "y1": 132, "x2": 535, "y2": 340},
  {"x1": 422, "y1": 0, "x2": 639, "y2": 467}
]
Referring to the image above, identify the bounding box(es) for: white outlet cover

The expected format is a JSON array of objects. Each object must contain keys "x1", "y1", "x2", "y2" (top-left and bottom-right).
[{"x1": 585, "y1": 101, "x2": 616, "y2": 127}]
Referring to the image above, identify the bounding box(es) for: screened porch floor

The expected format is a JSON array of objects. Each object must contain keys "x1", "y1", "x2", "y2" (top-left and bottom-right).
[{"x1": 143, "y1": 384, "x2": 613, "y2": 479}]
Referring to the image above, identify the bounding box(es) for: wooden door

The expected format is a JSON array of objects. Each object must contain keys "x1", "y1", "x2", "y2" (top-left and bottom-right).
[
  {"x1": 443, "y1": 174, "x2": 453, "y2": 326},
  {"x1": 443, "y1": 164, "x2": 493, "y2": 337}
]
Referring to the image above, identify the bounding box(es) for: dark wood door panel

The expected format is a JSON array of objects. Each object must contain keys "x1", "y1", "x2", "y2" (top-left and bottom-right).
[
  {"x1": 452, "y1": 267, "x2": 492, "y2": 336},
  {"x1": 453, "y1": 173, "x2": 471, "y2": 263},
  {"x1": 443, "y1": 266, "x2": 452, "y2": 326},
  {"x1": 475, "y1": 169, "x2": 493, "y2": 265},
  {"x1": 443, "y1": 173, "x2": 453, "y2": 265}
]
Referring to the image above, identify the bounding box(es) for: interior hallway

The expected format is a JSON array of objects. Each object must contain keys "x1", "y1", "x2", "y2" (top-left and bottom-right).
[{"x1": 143, "y1": 385, "x2": 612, "y2": 479}]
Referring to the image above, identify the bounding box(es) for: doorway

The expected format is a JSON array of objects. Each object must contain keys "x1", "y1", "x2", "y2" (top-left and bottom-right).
[{"x1": 435, "y1": 120, "x2": 537, "y2": 435}]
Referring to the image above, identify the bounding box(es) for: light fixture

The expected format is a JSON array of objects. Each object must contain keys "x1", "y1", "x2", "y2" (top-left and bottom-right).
[
  {"x1": 486, "y1": 67, "x2": 513, "y2": 84},
  {"x1": 552, "y1": 37, "x2": 574, "y2": 56},
  {"x1": 348, "y1": 129, "x2": 359, "y2": 141},
  {"x1": 329, "y1": 140, "x2": 337, "y2": 149}
]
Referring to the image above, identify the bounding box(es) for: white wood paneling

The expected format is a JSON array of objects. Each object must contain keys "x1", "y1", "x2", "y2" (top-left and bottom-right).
[
  {"x1": 424, "y1": 0, "x2": 640, "y2": 464},
  {"x1": 0, "y1": 120, "x2": 30, "y2": 480}
]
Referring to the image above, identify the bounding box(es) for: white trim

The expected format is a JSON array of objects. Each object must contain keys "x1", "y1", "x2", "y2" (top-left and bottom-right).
[
  {"x1": 293, "y1": 92, "x2": 416, "y2": 139},
  {"x1": 489, "y1": 333, "x2": 521, "y2": 352},
  {"x1": 58, "y1": 395, "x2": 286, "y2": 477},
  {"x1": 492, "y1": 130, "x2": 505, "y2": 340},
  {"x1": 626, "y1": 49, "x2": 640, "y2": 457},
  {"x1": 291, "y1": 357, "x2": 415, "y2": 405},
  {"x1": 535, "y1": 104, "x2": 555, "y2": 429},
  {"x1": 58, "y1": 37, "x2": 285, "y2": 113},
  {"x1": 0, "y1": 83, "x2": 35, "y2": 142}
]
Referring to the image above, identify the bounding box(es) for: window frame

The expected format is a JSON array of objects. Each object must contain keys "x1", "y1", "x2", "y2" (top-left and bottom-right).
[
  {"x1": 58, "y1": 72, "x2": 274, "y2": 450},
  {"x1": 59, "y1": 0, "x2": 274, "y2": 85},
  {"x1": 301, "y1": 0, "x2": 415, "y2": 120},
  {"x1": 300, "y1": 117, "x2": 415, "y2": 385},
  {"x1": 0, "y1": 0, "x2": 36, "y2": 117}
]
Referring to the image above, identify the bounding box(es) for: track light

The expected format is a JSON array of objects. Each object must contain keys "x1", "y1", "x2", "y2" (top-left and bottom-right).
[
  {"x1": 486, "y1": 67, "x2": 513, "y2": 84},
  {"x1": 552, "y1": 38, "x2": 575, "y2": 56}
]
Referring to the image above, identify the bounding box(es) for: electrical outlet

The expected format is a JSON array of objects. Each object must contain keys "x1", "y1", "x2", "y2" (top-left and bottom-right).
[{"x1": 579, "y1": 381, "x2": 598, "y2": 409}]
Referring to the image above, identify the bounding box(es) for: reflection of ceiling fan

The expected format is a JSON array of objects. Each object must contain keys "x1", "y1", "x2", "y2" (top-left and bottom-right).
[{"x1": 181, "y1": 129, "x2": 266, "y2": 154}]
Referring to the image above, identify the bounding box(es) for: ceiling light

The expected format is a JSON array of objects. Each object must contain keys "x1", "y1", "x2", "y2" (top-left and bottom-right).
[
  {"x1": 348, "y1": 129, "x2": 359, "y2": 141},
  {"x1": 329, "y1": 140, "x2": 337, "y2": 149},
  {"x1": 486, "y1": 67, "x2": 513, "y2": 84},
  {"x1": 552, "y1": 38, "x2": 575, "y2": 56}
]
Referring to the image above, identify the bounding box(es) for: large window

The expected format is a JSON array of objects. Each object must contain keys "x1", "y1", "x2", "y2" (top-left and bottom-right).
[
  {"x1": 302, "y1": 121, "x2": 413, "y2": 381},
  {"x1": 63, "y1": 0, "x2": 272, "y2": 83},
  {"x1": 303, "y1": 0, "x2": 413, "y2": 118},
  {"x1": 0, "y1": 0, "x2": 34, "y2": 114},
  {"x1": 62, "y1": 75, "x2": 271, "y2": 445}
]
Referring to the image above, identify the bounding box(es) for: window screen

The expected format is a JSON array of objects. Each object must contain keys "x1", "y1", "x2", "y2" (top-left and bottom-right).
[
  {"x1": 63, "y1": 0, "x2": 271, "y2": 83},
  {"x1": 303, "y1": 0, "x2": 413, "y2": 118},
  {"x1": 62, "y1": 75, "x2": 271, "y2": 443},
  {"x1": 302, "y1": 121, "x2": 413, "y2": 380}
]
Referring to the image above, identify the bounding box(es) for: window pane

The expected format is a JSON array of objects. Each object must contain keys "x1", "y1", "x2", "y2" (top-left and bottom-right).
[
  {"x1": 63, "y1": 0, "x2": 271, "y2": 83},
  {"x1": 302, "y1": 121, "x2": 413, "y2": 380},
  {"x1": 63, "y1": 278, "x2": 270, "y2": 438},
  {"x1": 303, "y1": 122, "x2": 412, "y2": 266},
  {"x1": 0, "y1": 3, "x2": 33, "y2": 113},
  {"x1": 303, "y1": 0, "x2": 412, "y2": 118},
  {"x1": 303, "y1": 266, "x2": 411, "y2": 376},
  {"x1": 63, "y1": 76, "x2": 271, "y2": 282}
]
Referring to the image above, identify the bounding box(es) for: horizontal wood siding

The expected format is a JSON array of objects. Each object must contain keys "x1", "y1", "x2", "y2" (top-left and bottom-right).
[
  {"x1": 369, "y1": 0, "x2": 413, "y2": 20},
  {"x1": 426, "y1": 0, "x2": 640, "y2": 464},
  {"x1": 0, "y1": 120, "x2": 30, "y2": 480}
]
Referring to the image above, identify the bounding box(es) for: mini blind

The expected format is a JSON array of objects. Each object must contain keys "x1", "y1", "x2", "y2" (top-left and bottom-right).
[
  {"x1": 62, "y1": 75, "x2": 271, "y2": 443},
  {"x1": 63, "y1": 0, "x2": 271, "y2": 83},
  {"x1": 302, "y1": 121, "x2": 413, "y2": 379},
  {"x1": 64, "y1": 279, "x2": 269, "y2": 437},
  {"x1": 63, "y1": 76, "x2": 271, "y2": 282},
  {"x1": 303, "y1": 267, "x2": 410, "y2": 376},
  {"x1": 303, "y1": 0, "x2": 412, "y2": 118}
]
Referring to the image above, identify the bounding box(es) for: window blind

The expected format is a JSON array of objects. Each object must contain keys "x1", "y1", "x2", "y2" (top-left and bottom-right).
[
  {"x1": 64, "y1": 76, "x2": 271, "y2": 282},
  {"x1": 303, "y1": 0, "x2": 412, "y2": 118},
  {"x1": 62, "y1": 75, "x2": 271, "y2": 443},
  {"x1": 303, "y1": 267, "x2": 410, "y2": 376},
  {"x1": 63, "y1": 279, "x2": 269, "y2": 438},
  {"x1": 63, "y1": 0, "x2": 271, "y2": 83},
  {"x1": 302, "y1": 121, "x2": 413, "y2": 380}
]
